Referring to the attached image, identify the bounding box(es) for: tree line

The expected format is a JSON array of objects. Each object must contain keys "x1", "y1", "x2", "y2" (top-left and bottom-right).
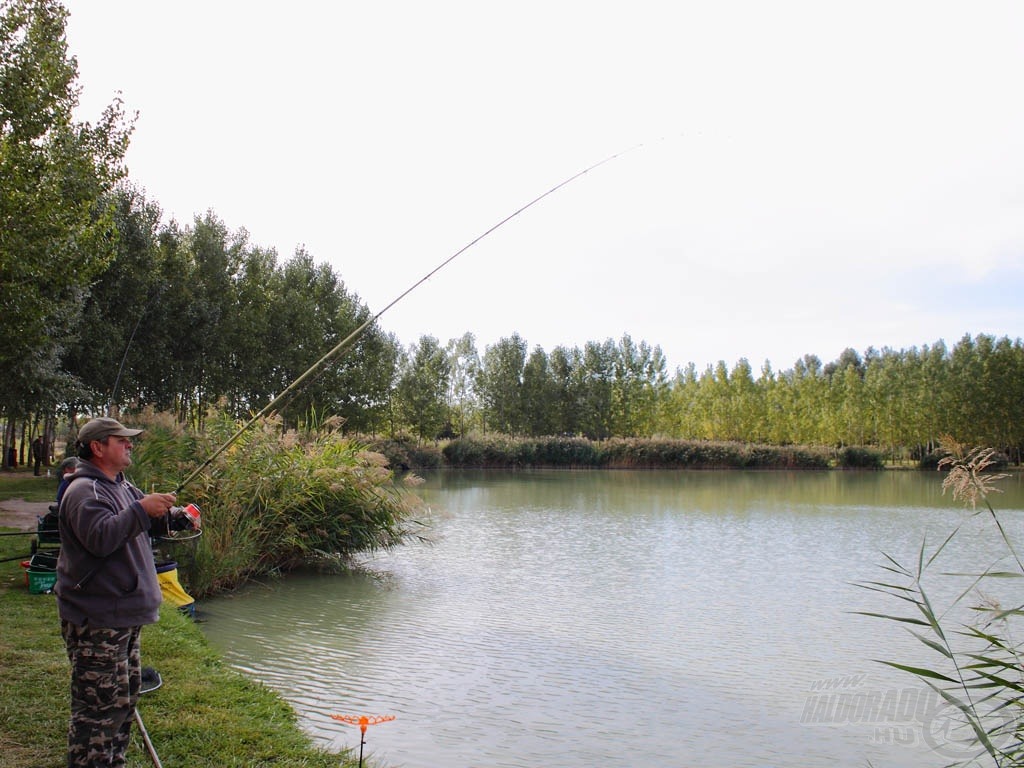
[
  {"x1": 3, "y1": 0, "x2": 1023, "y2": 467},
  {"x1": 8, "y1": 178, "x2": 1024, "y2": 464}
]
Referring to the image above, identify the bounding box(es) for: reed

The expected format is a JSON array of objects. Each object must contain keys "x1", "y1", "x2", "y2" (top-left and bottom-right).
[
  {"x1": 856, "y1": 437, "x2": 1023, "y2": 765},
  {"x1": 128, "y1": 408, "x2": 425, "y2": 596},
  {"x1": 440, "y1": 434, "x2": 835, "y2": 469}
]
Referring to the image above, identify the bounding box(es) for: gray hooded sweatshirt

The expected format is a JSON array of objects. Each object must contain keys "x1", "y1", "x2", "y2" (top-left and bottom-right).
[{"x1": 55, "y1": 461, "x2": 163, "y2": 628}]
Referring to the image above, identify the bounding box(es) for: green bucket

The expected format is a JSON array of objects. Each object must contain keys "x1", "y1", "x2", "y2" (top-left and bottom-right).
[{"x1": 27, "y1": 568, "x2": 56, "y2": 594}]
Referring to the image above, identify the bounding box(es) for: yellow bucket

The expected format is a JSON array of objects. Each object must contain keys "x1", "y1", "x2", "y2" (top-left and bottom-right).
[{"x1": 155, "y1": 561, "x2": 196, "y2": 611}]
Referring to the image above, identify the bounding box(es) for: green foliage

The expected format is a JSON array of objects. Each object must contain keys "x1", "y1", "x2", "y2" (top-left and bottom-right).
[
  {"x1": 441, "y1": 434, "x2": 527, "y2": 468},
  {"x1": 528, "y1": 436, "x2": 602, "y2": 467},
  {"x1": 394, "y1": 335, "x2": 452, "y2": 440},
  {"x1": 441, "y1": 435, "x2": 830, "y2": 469},
  {"x1": 0, "y1": 0, "x2": 133, "y2": 415},
  {"x1": 836, "y1": 445, "x2": 885, "y2": 469},
  {"x1": 364, "y1": 432, "x2": 444, "y2": 471},
  {"x1": 126, "y1": 408, "x2": 425, "y2": 596},
  {"x1": 476, "y1": 334, "x2": 529, "y2": 435},
  {"x1": 53, "y1": 204, "x2": 401, "y2": 428}
]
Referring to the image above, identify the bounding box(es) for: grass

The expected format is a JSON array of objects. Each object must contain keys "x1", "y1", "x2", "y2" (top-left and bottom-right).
[
  {"x1": 0, "y1": 470, "x2": 60, "y2": 502},
  {"x1": 0, "y1": 471, "x2": 361, "y2": 768}
]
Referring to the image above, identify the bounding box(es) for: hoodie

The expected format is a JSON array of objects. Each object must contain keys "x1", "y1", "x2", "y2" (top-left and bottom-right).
[{"x1": 55, "y1": 460, "x2": 163, "y2": 628}]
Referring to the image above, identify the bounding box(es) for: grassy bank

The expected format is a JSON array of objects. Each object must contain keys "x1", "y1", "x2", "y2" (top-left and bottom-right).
[
  {"x1": 0, "y1": 471, "x2": 59, "y2": 502},
  {"x1": 0, "y1": 474, "x2": 359, "y2": 768}
]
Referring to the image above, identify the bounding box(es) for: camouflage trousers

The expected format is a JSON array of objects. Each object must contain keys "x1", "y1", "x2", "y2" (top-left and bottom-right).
[{"x1": 61, "y1": 621, "x2": 142, "y2": 768}]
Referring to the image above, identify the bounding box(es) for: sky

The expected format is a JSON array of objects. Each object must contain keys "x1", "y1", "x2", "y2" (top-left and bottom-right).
[{"x1": 61, "y1": 1, "x2": 1024, "y2": 373}]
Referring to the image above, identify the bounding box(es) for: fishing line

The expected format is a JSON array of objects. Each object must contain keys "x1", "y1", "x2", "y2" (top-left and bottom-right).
[
  {"x1": 174, "y1": 142, "x2": 647, "y2": 494},
  {"x1": 110, "y1": 284, "x2": 168, "y2": 413}
]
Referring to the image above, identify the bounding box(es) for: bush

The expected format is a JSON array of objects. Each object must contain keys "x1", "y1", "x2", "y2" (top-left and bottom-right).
[
  {"x1": 440, "y1": 435, "x2": 832, "y2": 470},
  {"x1": 128, "y1": 408, "x2": 425, "y2": 596},
  {"x1": 365, "y1": 433, "x2": 444, "y2": 471},
  {"x1": 836, "y1": 446, "x2": 885, "y2": 469},
  {"x1": 442, "y1": 434, "x2": 517, "y2": 467}
]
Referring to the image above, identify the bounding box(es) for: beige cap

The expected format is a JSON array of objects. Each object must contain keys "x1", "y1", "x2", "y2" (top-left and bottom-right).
[{"x1": 76, "y1": 417, "x2": 143, "y2": 446}]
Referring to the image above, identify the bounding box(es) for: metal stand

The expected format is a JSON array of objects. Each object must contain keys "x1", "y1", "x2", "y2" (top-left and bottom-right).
[
  {"x1": 136, "y1": 666, "x2": 164, "y2": 767},
  {"x1": 134, "y1": 708, "x2": 164, "y2": 768}
]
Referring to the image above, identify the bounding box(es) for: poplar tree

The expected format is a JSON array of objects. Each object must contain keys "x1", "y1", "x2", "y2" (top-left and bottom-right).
[
  {"x1": 476, "y1": 334, "x2": 527, "y2": 435},
  {"x1": 395, "y1": 335, "x2": 451, "y2": 440},
  {"x1": 0, "y1": 0, "x2": 133, "y2": 419}
]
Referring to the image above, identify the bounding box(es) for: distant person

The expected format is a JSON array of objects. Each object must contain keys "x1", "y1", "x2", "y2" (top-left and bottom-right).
[
  {"x1": 55, "y1": 457, "x2": 78, "y2": 503},
  {"x1": 55, "y1": 417, "x2": 177, "y2": 767},
  {"x1": 32, "y1": 435, "x2": 46, "y2": 476}
]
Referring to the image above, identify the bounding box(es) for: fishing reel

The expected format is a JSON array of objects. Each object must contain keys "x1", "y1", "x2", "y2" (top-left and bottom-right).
[
  {"x1": 168, "y1": 503, "x2": 202, "y2": 532},
  {"x1": 158, "y1": 502, "x2": 202, "y2": 545}
]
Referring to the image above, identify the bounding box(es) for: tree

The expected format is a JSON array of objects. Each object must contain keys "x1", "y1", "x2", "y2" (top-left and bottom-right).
[
  {"x1": 445, "y1": 333, "x2": 479, "y2": 436},
  {"x1": 729, "y1": 358, "x2": 762, "y2": 442},
  {"x1": 863, "y1": 350, "x2": 904, "y2": 460},
  {"x1": 521, "y1": 346, "x2": 557, "y2": 436},
  {"x1": 229, "y1": 244, "x2": 283, "y2": 414},
  {"x1": 577, "y1": 339, "x2": 616, "y2": 439},
  {"x1": 548, "y1": 345, "x2": 582, "y2": 436},
  {"x1": 0, "y1": 0, "x2": 133, "y2": 423},
  {"x1": 664, "y1": 361, "x2": 700, "y2": 439},
  {"x1": 610, "y1": 334, "x2": 668, "y2": 437},
  {"x1": 61, "y1": 186, "x2": 167, "y2": 416},
  {"x1": 790, "y1": 354, "x2": 827, "y2": 444},
  {"x1": 395, "y1": 335, "x2": 450, "y2": 440},
  {"x1": 476, "y1": 334, "x2": 527, "y2": 434},
  {"x1": 267, "y1": 249, "x2": 396, "y2": 432}
]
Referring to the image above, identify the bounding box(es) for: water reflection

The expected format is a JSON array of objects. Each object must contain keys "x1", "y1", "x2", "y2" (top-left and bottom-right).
[{"x1": 200, "y1": 470, "x2": 1024, "y2": 767}]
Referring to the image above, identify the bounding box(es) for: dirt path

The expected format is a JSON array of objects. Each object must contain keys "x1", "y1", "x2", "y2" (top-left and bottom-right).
[{"x1": 0, "y1": 499, "x2": 51, "y2": 530}]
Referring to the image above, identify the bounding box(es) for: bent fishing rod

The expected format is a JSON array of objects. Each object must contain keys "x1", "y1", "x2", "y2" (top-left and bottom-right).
[{"x1": 173, "y1": 143, "x2": 644, "y2": 495}]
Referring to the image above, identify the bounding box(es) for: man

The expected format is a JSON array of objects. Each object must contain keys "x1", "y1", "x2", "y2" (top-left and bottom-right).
[
  {"x1": 32, "y1": 434, "x2": 46, "y2": 475},
  {"x1": 55, "y1": 417, "x2": 177, "y2": 768},
  {"x1": 56, "y1": 456, "x2": 78, "y2": 503}
]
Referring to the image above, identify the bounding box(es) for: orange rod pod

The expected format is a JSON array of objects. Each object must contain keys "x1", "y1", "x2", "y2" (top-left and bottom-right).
[{"x1": 330, "y1": 713, "x2": 396, "y2": 734}]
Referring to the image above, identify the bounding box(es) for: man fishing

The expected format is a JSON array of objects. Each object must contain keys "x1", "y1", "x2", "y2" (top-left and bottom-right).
[{"x1": 55, "y1": 417, "x2": 177, "y2": 767}]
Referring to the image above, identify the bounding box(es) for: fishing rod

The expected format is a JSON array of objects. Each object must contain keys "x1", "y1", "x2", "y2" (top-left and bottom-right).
[
  {"x1": 110, "y1": 283, "x2": 167, "y2": 414},
  {"x1": 109, "y1": 309, "x2": 144, "y2": 413},
  {"x1": 174, "y1": 143, "x2": 644, "y2": 495}
]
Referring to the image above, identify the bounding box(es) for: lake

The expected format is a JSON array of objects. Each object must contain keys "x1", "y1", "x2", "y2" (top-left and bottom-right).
[{"x1": 199, "y1": 469, "x2": 1024, "y2": 767}]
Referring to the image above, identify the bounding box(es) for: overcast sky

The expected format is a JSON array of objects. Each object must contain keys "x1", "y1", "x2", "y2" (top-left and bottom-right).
[{"x1": 62, "y1": 1, "x2": 1024, "y2": 373}]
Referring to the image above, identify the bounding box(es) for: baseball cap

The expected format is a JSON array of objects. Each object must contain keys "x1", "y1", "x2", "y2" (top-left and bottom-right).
[{"x1": 76, "y1": 417, "x2": 143, "y2": 446}]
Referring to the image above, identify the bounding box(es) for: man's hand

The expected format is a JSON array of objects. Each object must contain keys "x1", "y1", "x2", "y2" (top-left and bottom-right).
[{"x1": 139, "y1": 492, "x2": 177, "y2": 519}]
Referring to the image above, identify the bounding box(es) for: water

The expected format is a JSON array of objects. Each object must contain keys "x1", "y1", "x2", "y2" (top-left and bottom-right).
[{"x1": 198, "y1": 470, "x2": 1024, "y2": 767}]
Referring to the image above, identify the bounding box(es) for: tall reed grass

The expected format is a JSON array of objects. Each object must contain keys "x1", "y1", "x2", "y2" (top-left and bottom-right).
[
  {"x1": 128, "y1": 408, "x2": 425, "y2": 596},
  {"x1": 857, "y1": 438, "x2": 1023, "y2": 765}
]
